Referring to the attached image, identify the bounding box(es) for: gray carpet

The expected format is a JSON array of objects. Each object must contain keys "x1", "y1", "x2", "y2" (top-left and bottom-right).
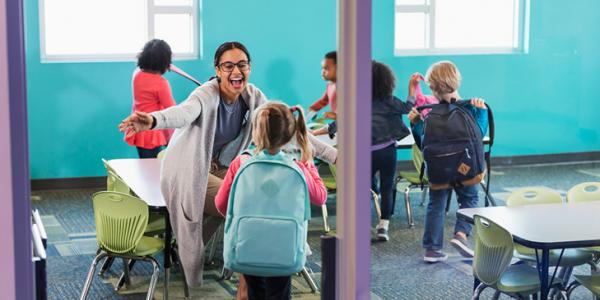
[{"x1": 32, "y1": 161, "x2": 600, "y2": 299}]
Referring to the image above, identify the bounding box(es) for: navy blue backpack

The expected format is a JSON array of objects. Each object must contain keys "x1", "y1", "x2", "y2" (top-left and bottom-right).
[{"x1": 416, "y1": 100, "x2": 487, "y2": 190}]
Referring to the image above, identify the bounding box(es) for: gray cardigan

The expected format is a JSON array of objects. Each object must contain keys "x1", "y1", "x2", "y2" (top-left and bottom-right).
[{"x1": 151, "y1": 78, "x2": 337, "y2": 286}]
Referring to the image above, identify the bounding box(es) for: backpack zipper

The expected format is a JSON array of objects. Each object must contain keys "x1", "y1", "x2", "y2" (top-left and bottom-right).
[
  {"x1": 435, "y1": 149, "x2": 464, "y2": 157},
  {"x1": 465, "y1": 148, "x2": 471, "y2": 159}
]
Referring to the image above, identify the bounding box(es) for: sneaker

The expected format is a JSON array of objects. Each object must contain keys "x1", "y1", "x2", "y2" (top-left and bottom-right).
[
  {"x1": 376, "y1": 228, "x2": 389, "y2": 242},
  {"x1": 450, "y1": 234, "x2": 474, "y2": 258},
  {"x1": 423, "y1": 249, "x2": 448, "y2": 263}
]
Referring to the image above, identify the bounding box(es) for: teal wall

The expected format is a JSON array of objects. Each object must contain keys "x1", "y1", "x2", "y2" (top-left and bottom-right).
[
  {"x1": 25, "y1": 0, "x2": 337, "y2": 179},
  {"x1": 26, "y1": 0, "x2": 600, "y2": 179},
  {"x1": 374, "y1": 0, "x2": 600, "y2": 159}
]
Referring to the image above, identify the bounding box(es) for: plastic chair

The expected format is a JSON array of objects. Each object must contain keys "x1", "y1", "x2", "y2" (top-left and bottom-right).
[
  {"x1": 472, "y1": 215, "x2": 564, "y2": 299},
  {"x1": 320, "y1": 163, "x2": 382, "y2": 231},
  {"x1": 157, "y1": 149, "x2": 166, "y2": 160},
  {"x1": 80, "y1": 191, "x2": 163, "y2": 300},
  {"x1": 507, "y1": 187, "x2": 593, "y2": 296},
  {"x1": 567, "y1": 182, "x2": 600, "y2": 203},
  {"x1": 394, "y1": 144, "x2": 428, "y2": 227}
]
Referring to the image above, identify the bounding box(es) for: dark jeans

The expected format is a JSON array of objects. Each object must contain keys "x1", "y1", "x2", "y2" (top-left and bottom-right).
[
  {"x1": 422, "y1": 184, "x2": 479, "y2": 250},
  {"x1": 136, "y1": 146, "x2": 164, "y2": 159},
  {"x1": 244, "y1": 274, "x2": 291, "y2": 300},
  {"x1": 371, "y1": 144, "x2": 397, "y2": 220}
]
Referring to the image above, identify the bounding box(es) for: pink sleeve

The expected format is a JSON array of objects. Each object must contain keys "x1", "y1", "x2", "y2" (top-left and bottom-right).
[
  {"x1": 309, "y1": 88, "x2": 330, "y2": 111},
  {"x1": 215, "y1": 156, "x2": 243, "y2": 217},
  {"x1": 157, "y1": 79, "x2": 176, "y2": 109},
  {"x1": 296, "y1": 160, "x2": 327, "y2": 206}
]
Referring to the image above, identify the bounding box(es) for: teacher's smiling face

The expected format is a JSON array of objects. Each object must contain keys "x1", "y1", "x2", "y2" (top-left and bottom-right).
[{"x1": 215, "y1": 48, "x2": 251, "y2": 102}]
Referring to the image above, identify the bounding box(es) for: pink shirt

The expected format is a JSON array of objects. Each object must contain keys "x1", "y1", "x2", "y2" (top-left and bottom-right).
[
  {"x1": 125, "y1": 69, "x2": 176, "y2": 149},
  {"x1": 215, "y1": 155, "x2": 328, "y2": 217},
  {"x1": 309, "y1": 82, "x2": 337, "y2": 113}
]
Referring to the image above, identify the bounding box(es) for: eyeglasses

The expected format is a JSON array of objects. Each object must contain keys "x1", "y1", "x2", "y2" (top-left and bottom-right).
[{"x1": 218, "y1": 60, "x2": 250, "y2": 72}]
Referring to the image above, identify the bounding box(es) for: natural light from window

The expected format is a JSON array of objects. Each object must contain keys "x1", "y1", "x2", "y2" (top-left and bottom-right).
[
  {"x1": 40, "y1": 0, "x2": 198, "y2": 62},
  {"x1": 394, "y1": 0, "x2": 529, "y2": 56}
]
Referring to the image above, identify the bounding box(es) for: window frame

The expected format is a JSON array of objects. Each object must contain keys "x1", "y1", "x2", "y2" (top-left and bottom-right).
[
  {"x1": 394, "y1": 0, "x2": 530, "y2": 56},
  {"x1": 39, "y1": 0, "x2": 200, "y2": 63}
]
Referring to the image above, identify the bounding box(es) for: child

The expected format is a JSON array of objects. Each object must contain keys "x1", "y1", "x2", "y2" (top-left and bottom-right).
[
  {"x1": 371, "y1": 61, "x2": 414, "y2": 241},
  {"x1": 408, "y1": 61, "x2": 488, "y2": 262},
  {"x1": 215, "y1": 102, "x2": 327, "y2": 300},
  {"x1": 308, "y1": 51, "x2": 337, "y2": 120},
  {"x1": 125, "y1": 39, "x2": 176, "y2": 158}
]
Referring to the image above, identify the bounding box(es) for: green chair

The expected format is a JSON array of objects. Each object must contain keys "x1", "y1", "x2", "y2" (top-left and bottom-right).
[
  {"x1": 157, "y1": 149, "x2": 166, "y2": 160},
  {"x1": 472, "y1": 215, "x2": 564, "y2": 299},
  {"x1": 319, "y1": 163, "x2": 382, "y2": 233},
  {"x1": 567, "y1": 182, "x2": 600, "y2": 203},
  {"x1": 394, "y1": 144, "x2": 428, "y2": 227},
  {"x1": 567, "y1": 275, "x2": 600, "y2": 299},
  {"x1": 506, "y1": 187, "x2": 592, "y2": 267},
  {"x1": 80, "y1": 191, "x2": 164, "y2": 300}
]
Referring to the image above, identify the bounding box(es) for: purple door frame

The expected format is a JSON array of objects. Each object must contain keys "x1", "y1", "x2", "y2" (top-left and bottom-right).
[
  {"x1": 337, "y1": 0, "x2": 372, "y2": 299},
  {"x1": 0, "y1": 0, "x2": 33, "y2": 298}
]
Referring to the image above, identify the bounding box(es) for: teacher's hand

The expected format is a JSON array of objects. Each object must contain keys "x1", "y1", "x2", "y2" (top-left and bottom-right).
[{"x1": 118, "y1": 111, "x2": 154, "y2": 138}]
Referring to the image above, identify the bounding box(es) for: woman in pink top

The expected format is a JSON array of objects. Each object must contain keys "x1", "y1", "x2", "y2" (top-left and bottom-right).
[{"x1": 125, "y1": 39, "x2": 176, "y2": 158}]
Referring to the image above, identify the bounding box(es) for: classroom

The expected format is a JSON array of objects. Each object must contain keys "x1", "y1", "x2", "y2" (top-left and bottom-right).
[{"x1": 2, "y1": 0, "x2": 600, "y2": 299}]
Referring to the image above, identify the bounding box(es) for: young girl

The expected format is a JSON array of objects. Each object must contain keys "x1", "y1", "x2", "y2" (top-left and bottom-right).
[
  {"x1": 125, "y1": 39, "x2": 176, "y2": 158},
  {"x1": 370, "y1": 61, "x2": 414, "y2": 241},
  {"x1": 215, "y1": 102, "x2": 327, "y2": 300}
]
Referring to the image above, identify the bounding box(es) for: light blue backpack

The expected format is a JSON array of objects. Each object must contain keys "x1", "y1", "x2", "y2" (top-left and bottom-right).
[{"x1": 223, "y1": 150, "x2": 310, "y2": 276}]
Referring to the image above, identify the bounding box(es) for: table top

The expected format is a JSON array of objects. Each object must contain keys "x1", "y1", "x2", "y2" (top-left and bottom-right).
[
  {"x1": 107, "y1": 158, "x2": 166, "y2": 208},
  {"x1": 457, "y1": 201, "x2": 600, "y2": 249}
]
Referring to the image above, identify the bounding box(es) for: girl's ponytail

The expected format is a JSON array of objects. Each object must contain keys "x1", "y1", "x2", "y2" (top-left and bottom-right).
[
  {"x1": 292, "y1": 106, "x2": 313, "y2": 162},
  {"x1": 253, "y1": 109, "x2": 271, "y2": 154}
]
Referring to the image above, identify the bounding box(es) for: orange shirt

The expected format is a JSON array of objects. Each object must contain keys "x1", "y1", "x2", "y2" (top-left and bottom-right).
[{"x1": 125, "y1": 70, "x2": 176, "y2": 149}]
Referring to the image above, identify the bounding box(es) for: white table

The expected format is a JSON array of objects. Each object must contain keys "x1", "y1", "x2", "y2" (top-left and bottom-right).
[
  {"x1": 107, "y1": 158, "x2": 173, "y2": 300},
  {"x1": 458, "y1": 201, "x2": 600, "y2": 299}
]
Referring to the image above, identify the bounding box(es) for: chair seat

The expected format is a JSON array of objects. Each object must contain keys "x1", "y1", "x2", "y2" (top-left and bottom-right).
[
  {"x1": 133, "y1": 236, "x2": 165, "y2": 257},
  {"x1": 497, "y1": 264, "x2": 563, "y2": 294},
  {"x1": 514, "y1": 244, "x2": 593, "y2": 267},
  {"x1": 574, "y1": 275, "x2": 600, "y2": 295},
  {"x1": 397, "y1": 171, "x2": 427, "y2": 185},
  {"x1": 322, "y1": 177, "x2": 336, "y2": 190}
]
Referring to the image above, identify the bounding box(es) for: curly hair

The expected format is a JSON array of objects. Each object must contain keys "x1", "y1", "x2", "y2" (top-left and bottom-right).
[
  {"x1": 372, "y1": 60, "x2": 396, "y2": 101},
  {"x1": 137, "y1": 39, "x2": 172, "y2": 74}
]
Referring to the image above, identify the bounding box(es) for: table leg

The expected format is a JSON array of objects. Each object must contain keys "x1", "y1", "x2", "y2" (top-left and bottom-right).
[
  {"x1": 163, "y1": 212, "x2": 172, "y2": 300},
  {"x1": 538, "y1": 249, "x2": 550, "y2": 299}
]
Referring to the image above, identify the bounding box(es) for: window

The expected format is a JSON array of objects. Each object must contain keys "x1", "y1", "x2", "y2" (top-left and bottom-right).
[
  {"x1": 394, "y1": 0, "x2": 529, "y2": 56},
  {"x1": 40, "y1": 0, "x2": 199, "y2": 62}
]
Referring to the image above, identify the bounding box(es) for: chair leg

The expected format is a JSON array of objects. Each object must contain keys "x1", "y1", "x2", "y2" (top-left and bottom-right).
[
  {"x1": 321, "y1": 204, "x2": 330, "y2": 233},
  {"x1": 116, "y1": 259, "x2": 136, "y2": 291},
  {"x1": 98, "y1": 256, "x2": 115, "y2": 277},
  {"x1": 491, "y1": 290, "x2": 501, "y2": 300},
  {"x1": 300, "y1": 266, "x2": 319, "y2": 293},
  {"x1": 420, "y1": 187, "x2": 428, "y2": 207},
  {"x1": 471, "y1": 282, "x2": 487, "y2": 300},
  {"x1": 404, "y1": 186, "x2": 414, "y2": 228},
  {"x1": 80, "y1": 252, "x2": 108, "y2": 300},
  {"x1": 146, "y1": 257, "x2": 161, "y2": 300},
  {"x1": 207, "y1": 222, "x2": 224, "y2": 265},
  {"x1": 371, "y1": 190, "x2": 382, "y2": 221}
]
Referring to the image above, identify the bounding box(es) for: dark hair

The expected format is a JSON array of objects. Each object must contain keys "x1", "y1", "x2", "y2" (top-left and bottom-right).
[
  {"x1": 137, "y1": 39, "x2": 172, "y2": 74},
  {"x1": 213, "y1": 41, "x2": 251, "y2": 66},
  {"x1": 372, "y1": 60, "x2": 396, "y2": 101},
  {"x1": 324, "y1": 51, "x2": 337, "y2": 64}
]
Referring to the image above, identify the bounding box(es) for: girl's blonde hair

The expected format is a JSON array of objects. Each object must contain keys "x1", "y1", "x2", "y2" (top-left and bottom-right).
[
  {"x1": 425, "y1": 61, "x2": 462, "y2": 97},
  {"x1": 252, "y1": 102, "x2": 313, "y2": 162}
]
